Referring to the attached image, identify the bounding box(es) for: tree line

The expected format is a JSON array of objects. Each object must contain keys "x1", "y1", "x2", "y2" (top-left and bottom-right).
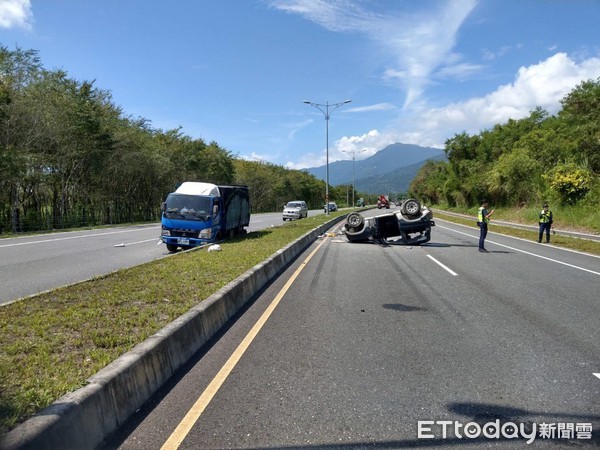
[
  {"x1": 409, "y1": 78, "x2": 600, "y2": 209},
  {"x1": 0, "y1": 46, "x2": 349, "y2": 233},
  {"x1": 10, "y1": 45, "x2": 592, "y2": 234}
]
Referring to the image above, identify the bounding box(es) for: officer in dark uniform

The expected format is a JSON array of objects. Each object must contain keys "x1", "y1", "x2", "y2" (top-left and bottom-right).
[
  {"x1": 478, "y1": 199, "x2": 495, "y2": 253},
  {"x1": 538, "y1": 203, "x2": 553, "y2": 243}
]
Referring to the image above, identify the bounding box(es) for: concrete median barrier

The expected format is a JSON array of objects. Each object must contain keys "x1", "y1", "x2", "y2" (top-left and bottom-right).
[{"x1": 1, "y1": 218, "x2": 344, "y2": 450}]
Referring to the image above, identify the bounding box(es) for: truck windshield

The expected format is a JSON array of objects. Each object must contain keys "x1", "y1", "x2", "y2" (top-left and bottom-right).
[{"x1": 164, "y1": 194, "x2": 212, "y2": 221}]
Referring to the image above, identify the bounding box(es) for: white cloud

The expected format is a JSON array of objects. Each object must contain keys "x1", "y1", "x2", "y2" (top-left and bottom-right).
[
  {"x1": 267, "y1": 3, "x2": 600, "y2": 168},
  {"x1": 482, "y1": 45, "x2": 512, "y2": 61},
  {"x1": 381, "y1": 53, "x2": 600, "y2": 150},
  {"x1": 285, "y1": 118, "x2": 313, "y2": 140},
  {"x1": 325, "y1": 53, "x2": 600, "y2": 157},
  {"x1": 334, "y1": 129, "x2": 396, "y2": 159},
  {"x1": 436, "y1": 62, "x2": 484, "y2": 80},
  {"x1": 267, "y1": 0, "x2": 479, "y2": 106},
  {"x1": 0, "y1": 0, "x2": 32, "y2": 30},
  {"x1": 369, "y1": 0, "x2": 479, "y2": 106},
  {"x1": 346, "y1": 103, "x2": 396, "y2": 113},
  {"x1": 286, "y1": 129, "x2": 399, "y2": 170}
]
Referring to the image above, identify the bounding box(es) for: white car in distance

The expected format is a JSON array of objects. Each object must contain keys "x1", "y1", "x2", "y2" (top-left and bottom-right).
[{"x1": 283, "y1": 201, "x2": 308, "y2": 221}]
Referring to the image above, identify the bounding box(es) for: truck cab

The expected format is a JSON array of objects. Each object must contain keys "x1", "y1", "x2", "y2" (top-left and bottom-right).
[
  {"x1": 161, "y1": 182, "x2": 250, "y2": 252},
  {"x1": 377, "y1": 195, "x2": 390, "y2": 209}
]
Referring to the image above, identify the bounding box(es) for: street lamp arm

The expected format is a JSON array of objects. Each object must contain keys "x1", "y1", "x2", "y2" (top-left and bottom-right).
[
  {"x1": 304, "y1": 101, "x2": 327, "y2": 117},
  {"x1": 303, "y1": 98, "x2": 352, "y2": 214},
  {"x1": 304, "y1": 99, "x2": 352, "y2": 118}
]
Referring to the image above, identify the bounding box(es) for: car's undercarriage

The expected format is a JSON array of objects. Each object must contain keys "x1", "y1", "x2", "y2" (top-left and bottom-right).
[{"x1": 344, "y1": 198, "x2": 435, "y2": 245}]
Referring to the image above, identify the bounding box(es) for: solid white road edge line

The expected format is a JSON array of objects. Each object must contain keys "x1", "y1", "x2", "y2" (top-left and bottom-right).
[
  {"x1": 438, "y1": 224, "x2": 600, "y2": 277},
  {"x1": 435, "y1": 218, "x2": 600, "y2": 260},
  {"x1": 0, "y1": 227, "x2": 160, "y2": 248}
]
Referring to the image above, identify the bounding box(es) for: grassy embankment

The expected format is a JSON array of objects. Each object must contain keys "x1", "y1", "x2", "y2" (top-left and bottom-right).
[
  {"x1": 432, "y1": 203, "x2": 600, "y2": 255},
  {"x1": 0, "y1": 212, "x2": 345, "y2": 436}
]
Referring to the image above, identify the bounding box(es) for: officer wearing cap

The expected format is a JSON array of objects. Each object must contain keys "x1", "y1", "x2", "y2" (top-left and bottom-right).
[{"x1": 538, "y1": 203, "x2": 553, "y2": 243}]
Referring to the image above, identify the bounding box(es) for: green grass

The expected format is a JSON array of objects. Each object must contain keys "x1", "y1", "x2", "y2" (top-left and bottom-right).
[
  {"x1": 433, "y1": 211, "x2": 600, "y2": 255},
  {"x1": 437, "y1": 203, "x2": 600, "y2": 235},
  {"x1": 0, "y1": 212, "x2": 346, "y2": 436}
]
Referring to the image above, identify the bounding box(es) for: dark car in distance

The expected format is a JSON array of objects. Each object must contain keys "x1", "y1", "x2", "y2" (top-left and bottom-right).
[{"x1": 324, "y1": 202, "x2": 338, "y2": 212}]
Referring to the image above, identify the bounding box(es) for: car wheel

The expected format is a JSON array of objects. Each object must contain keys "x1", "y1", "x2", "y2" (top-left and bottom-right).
[
  {"x1": 401, "y1": 198, "x2": 421, "y2": 216},
  {"x1": 346, "y1": 212, "x2": 365, "y2": 232},
  {"x1": 166, "y1": 244, "x2": 178, "y2": 252}
]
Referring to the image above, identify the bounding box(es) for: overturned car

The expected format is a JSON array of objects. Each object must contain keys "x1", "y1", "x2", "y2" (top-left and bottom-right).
[{"x1": 344, "y1": 198, "x2": 435, "y2": 245}]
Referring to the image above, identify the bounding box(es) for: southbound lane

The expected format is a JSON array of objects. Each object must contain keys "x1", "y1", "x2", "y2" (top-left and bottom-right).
[{"x1": 1, "y1": 211, "x2": 323, "y2": 305}]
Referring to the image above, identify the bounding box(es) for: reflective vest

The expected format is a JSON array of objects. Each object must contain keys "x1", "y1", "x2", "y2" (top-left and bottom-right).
[
  {"x1": 478, "y1": 207, "x2": 489, "y2": 224},
  {"x1": 539, "y1": 210, "x2": 553, "y2": 224}
]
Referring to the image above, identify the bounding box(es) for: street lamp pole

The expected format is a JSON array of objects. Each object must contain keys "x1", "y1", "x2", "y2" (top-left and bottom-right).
[
  {"x1": 342, "y1": 148, "x2": 366, "y2": 208},
  {"x1": 303, "y1": 99, "x2": 352, "y2": 215}
]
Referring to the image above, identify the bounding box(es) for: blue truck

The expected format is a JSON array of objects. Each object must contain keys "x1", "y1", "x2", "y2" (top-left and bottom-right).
[{"x1": 160, "y1": 182, "x2": 250, "y2": 252}]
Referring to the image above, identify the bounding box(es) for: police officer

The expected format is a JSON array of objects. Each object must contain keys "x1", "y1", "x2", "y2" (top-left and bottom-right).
[
  {"x1": 478, "y1": 199, "x2": 495, "y2": 253},
  {"x1": 538, "y1": 203, "x2": 553, "y2": 243}
]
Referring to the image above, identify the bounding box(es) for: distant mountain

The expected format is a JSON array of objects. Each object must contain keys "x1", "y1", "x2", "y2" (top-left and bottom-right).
[
  {"x1": 304, "y1": 143, "x2": 445, "y2": 194},
  {"x1": 354, "y1": 153, "x2": 446, "y2": 194}
]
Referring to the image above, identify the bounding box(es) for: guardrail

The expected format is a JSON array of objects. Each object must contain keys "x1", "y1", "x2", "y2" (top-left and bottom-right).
[{"x1": 431, "y1": 209, "x2": 600, "y2": 242}]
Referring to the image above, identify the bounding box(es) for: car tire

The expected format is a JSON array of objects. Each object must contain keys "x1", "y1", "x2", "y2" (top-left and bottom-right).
[
  {"x1": 401, "y1": 198, "x2": 421, "y2": 216},
  {"x1": 346, "y1": 212, "x2": 365, "y2": 233},
  {"x1": 166, "y1": 244, "x2": 178, "y2": 252}
]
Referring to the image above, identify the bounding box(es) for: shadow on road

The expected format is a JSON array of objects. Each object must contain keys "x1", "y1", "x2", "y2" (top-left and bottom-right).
[{"x1": 383, "y1": 303, "x2": 428, "y2": 312}]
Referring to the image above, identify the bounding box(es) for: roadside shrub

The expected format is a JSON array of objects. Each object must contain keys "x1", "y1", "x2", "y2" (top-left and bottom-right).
[{"x1": 545, "y1": 163, "x2": 593, "y2": 205}]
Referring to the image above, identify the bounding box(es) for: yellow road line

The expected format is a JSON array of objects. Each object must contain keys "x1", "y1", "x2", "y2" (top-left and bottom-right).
[{"x1": 161, "y1": 235, "x2": 330, "y2": 449}]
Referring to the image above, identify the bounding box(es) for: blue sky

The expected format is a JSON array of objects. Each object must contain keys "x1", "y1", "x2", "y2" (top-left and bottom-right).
[{"x1": 1, "y1": 1, "x2": 599, "y2": 170}]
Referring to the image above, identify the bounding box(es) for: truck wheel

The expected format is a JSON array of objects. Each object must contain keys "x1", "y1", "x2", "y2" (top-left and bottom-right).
[
  {"x1": 401, "y1": 198, "x2": 421, "y2": 216},
  {"x1": 166, "y1": 244, "x2": 178, "y2": 252}
]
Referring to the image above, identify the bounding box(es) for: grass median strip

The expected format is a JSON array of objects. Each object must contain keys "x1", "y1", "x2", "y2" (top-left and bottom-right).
[{"x1": 0, "y1": 213, "x2": 344, "y2": 437}]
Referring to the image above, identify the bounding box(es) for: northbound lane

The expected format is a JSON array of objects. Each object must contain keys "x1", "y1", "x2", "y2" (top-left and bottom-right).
[{"x1": 103, "y1": 218, "x2": 600, "y2": 448}]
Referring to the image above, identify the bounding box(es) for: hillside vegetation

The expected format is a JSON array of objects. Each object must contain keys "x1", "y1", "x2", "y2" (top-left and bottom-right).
[
  {"x1": 0, "y1": 47, "x2": 337, "y2": 234},
  {"x1": 3, "y1": 45, "x2": 599, "y2": 234},
  {"x1": 409, "y1": 79, "x2": 600, "y2": 217}
]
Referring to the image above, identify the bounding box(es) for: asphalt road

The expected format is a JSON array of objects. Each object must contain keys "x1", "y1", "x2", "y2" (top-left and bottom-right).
[
  {"x1": 0, "y1": 210, "x2": 323, "y2": 305},
  {"x1": 101, "y1": 218, "x2": 600, "y2": 449}
]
